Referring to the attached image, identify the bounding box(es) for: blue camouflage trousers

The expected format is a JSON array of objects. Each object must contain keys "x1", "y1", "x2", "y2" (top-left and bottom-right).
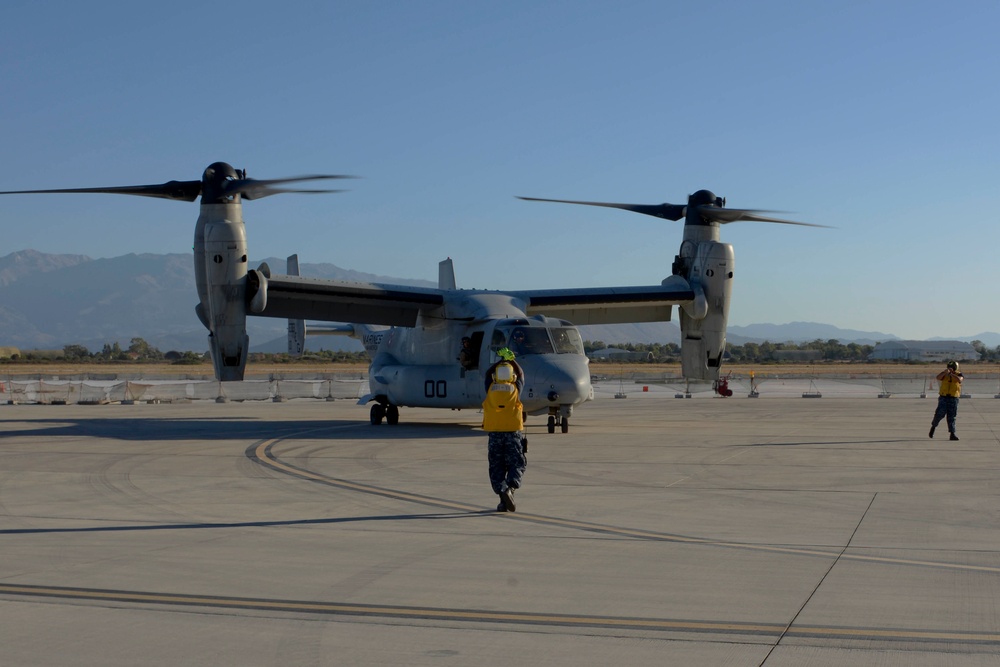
[
  {"x1": 487, "y1": 431, "x2": 526, "y2": 495},
  {"x1": 932, "y1": 395, "x2": 959, "y2": 434}
]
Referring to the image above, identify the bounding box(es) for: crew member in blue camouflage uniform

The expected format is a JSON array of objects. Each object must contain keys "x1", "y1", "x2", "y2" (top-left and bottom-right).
[
  {"x1": 483, "y1": 348, "x2": 526, "y2": 512},
  {"x1": 930, "y1": 360, "x2": 963, "y2": 441}
]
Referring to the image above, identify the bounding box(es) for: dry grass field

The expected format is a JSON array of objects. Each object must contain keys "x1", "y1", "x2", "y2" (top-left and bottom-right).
[
  {"x1": 0, "y1": 360, "x2": 994, "y2": 379},
  {"x1": 594, "y1": 362, "x2": 997, "y2": 380}
]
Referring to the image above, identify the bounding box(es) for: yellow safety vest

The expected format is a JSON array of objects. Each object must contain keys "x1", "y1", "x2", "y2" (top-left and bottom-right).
[
  {"x1": 482, "y1": 381, "x2": 524, "y2": 432},
  {"x1": 939, "y1": 374, "x2": 962, "y2": 398}
]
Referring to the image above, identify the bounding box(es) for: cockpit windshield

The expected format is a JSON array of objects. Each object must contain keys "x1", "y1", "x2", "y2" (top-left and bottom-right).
[
  {"x1": 550, "y1": 327, "x2": 584, "y2": 354},
  {"x1": 494, "y1": 326, "x2": 585, "y2": 357},
  {"x1": 507, "y1": 327, "x2": 551, "y2": 355}
]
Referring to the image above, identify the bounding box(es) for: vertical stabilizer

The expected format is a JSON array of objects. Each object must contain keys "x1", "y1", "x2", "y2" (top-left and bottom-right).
[
  {"x1": 438, "y1": 258, "x2": 457, "y2": 290},
  {"x1": 286, "y1": 255, "x2": 305, "y2": 355}
]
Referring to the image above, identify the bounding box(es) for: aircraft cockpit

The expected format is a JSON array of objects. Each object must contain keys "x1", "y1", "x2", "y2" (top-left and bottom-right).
[
  {"x1": 489, "y1": 318, "x2": 585, "y2": 358},
  {"x1": 483, "y1": 316, "x2": 591, "y2": 432}
]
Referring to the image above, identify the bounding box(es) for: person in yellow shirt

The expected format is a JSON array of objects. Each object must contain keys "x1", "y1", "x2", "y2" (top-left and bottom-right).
[{"x1": 929, "y1": 361, "x2": 963, "y2": 441}]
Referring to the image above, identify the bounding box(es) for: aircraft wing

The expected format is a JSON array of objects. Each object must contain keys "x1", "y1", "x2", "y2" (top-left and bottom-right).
[
  {"x1": 510, "y1": 275, "x2": 694, "y2": 325},
  {"x1": 247, "y1": 272, "x2": 445, "y2": 327}
]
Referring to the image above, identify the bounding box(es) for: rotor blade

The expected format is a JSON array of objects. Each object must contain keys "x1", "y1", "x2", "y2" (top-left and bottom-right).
[
  {"x1": 697, "y1": 206, "x2": 831, "y2": 227},
  {"x1": 249, "y1": 187, "x2": 349, "y2": 198},
  {"x1": 225, "y1": 175, "x2": 356, "y2": 200},
  {"x1": 0, "y1": 180, "x2": 203, "y2": 202},
  {"x1": 517, "y1": 196, "x2": 686, "y2": 221}
]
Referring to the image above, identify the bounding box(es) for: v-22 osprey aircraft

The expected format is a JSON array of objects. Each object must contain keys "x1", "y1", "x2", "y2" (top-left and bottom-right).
[
  {"x1": 0, "y1": 162, "x2": 822, "y2": 432},
  {"x1": 282, "y1": 254, "x2": 600, "y2": 432}
]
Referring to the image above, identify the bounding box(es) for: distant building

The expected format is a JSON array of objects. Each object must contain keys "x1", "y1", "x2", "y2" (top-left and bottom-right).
[
  {"x1": 773, "y1": 350, "x2": 823, "y2": 361},
  {"x1": 870, "y1": 340, "x2": 978, "y2": 362},
  {"x1": 588, "y1": 348, "x2": 653, "y2": 362}
]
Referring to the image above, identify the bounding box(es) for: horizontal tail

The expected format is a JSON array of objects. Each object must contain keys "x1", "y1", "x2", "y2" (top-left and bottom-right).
[{"x1": 287, "y1": 320, "x2": 387, "y2": 357}]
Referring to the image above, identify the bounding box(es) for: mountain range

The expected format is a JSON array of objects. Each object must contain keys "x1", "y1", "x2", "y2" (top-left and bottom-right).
[{"x1": 1, "y1": 250, "x2": 996, "y2": 353}]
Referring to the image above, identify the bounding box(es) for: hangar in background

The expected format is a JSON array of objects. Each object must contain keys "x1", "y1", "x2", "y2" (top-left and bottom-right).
[
  {"x1": 870, "y1": 340, "x2": 979, "y2": 362},
  {"x1": 588, "y1": 348, "x2": 654, "y2": 362}
]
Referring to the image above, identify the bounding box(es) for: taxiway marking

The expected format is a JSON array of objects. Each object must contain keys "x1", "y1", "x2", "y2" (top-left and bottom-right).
[
  {"x1": 252, "y1": 438, "x2": 1000, "y2": 575},
  {"x1": 3, "y1": 582, "x2": 999, "y2": 644}
]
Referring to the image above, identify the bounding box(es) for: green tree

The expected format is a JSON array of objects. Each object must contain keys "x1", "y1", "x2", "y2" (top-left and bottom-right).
[
  {"x1": 128, "y1": 337, "x2": 163, "y2": 361},
  {"x1": 100, "y1": 342, "x2": 127, "y2": 361},
  {"x1": 63, "y1": 344, "x2": 90, "y2": 360}
]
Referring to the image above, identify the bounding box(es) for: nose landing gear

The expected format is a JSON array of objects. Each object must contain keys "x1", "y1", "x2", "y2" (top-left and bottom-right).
[
  {"x1": 547, "y1": 411, "x2": 569, "y2": 433},
  {"x1": 370, "y1": 402, "x2": 400, "y2": 425}
]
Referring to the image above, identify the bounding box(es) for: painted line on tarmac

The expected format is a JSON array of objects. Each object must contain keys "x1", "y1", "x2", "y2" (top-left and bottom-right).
[
  {"x1": 251, "y1": 438, "x2": 1000, "y2": 575},
  {"x1": 3, "y1": 582, "x2": 999, "y2": 644}
]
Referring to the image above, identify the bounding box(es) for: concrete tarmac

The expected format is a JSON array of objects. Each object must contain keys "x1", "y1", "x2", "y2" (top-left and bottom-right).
[{"x1": 2, "y1": 393, "x2": 1000, "y2": 666}]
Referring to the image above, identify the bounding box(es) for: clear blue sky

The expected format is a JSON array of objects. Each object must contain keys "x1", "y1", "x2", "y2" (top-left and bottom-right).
[{"x1": 1, "y1": 1, "x2": 997, "y2": 340}]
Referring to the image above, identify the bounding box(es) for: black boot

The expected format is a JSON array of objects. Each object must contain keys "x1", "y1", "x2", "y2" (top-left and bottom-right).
[
  {"x1": 929, "y1": 425, "x2": 935, "y2": 438},
  {"x1": 500, "y1": 487, "x2": 516, "y2": 512}
]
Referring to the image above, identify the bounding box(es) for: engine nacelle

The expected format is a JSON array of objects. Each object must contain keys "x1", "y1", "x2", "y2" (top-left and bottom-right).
[
  {"x1": 194, "y1": 204, "x2": 250, "y2": 381},
  {"x1": 679, "y1": 240, "x2": 734, "y2": 381}
]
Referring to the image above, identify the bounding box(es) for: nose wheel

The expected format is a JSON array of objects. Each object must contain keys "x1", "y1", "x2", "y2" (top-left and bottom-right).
[
  {"x1": 370, "y1": 402, "x2": 400, "y2": 425},
  {"x1": 547, "y1": 414, "x2": 569, "y2": 433}
]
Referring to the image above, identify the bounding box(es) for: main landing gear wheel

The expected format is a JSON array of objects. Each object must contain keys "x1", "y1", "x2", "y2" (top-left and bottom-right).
[
  {"x1": 370, "y1": 403, "x2": 385, "y2": 425},
  {"x1": 547, "y1": 415, "x2": 555, "y2": 433},
  {"x1": 386, "y1": 405, "x2": 399, "y2": 425}
]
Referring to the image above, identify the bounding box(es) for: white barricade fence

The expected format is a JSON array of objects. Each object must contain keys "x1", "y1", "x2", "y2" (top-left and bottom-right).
[
  {"x1": 4, "y1": 371, "x2": 998, "y2": 404},
  {"x1": 592, "y1": 372, "x2": 1000, "y2": 399},
  {"x1": 2, "y1": 375, "x2": 370, "y2": 404}
]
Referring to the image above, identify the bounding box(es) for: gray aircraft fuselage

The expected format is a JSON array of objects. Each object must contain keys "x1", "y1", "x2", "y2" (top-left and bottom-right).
[{"x1": 358, "y1": 292, "x2": 593, "y2": 419}]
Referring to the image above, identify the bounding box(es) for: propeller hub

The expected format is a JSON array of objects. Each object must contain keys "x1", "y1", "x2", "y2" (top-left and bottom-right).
[
  {"x1": 202, "y1": 162, "x2": 242, "y2": 204},
  {"x1": 688, "y1": 189, "x2": 722, "y2": 208}
]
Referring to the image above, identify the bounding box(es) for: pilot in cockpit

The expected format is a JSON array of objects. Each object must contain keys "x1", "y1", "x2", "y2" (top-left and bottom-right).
[{"x1": 510, "y1": 328, "x2": 527, "y2": 355}]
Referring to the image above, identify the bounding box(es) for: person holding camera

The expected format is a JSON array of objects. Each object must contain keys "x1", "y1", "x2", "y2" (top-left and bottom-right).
[{"x1": 929, "y1": 361, "x2": 964, "y2": 441}]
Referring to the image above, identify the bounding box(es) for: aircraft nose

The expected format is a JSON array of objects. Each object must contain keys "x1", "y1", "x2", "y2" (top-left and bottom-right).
[{"x1": 521, "y1": 355, "x2": 593, "y2": 406}]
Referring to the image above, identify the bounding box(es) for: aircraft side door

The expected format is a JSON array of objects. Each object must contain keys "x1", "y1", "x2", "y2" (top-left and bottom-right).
[
  {"x1": 466, "y1": 331, "x2": 484, "y2": 370},
  {"x1": 464, "y1": 327, "x2": 503, "y2": 403}
]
